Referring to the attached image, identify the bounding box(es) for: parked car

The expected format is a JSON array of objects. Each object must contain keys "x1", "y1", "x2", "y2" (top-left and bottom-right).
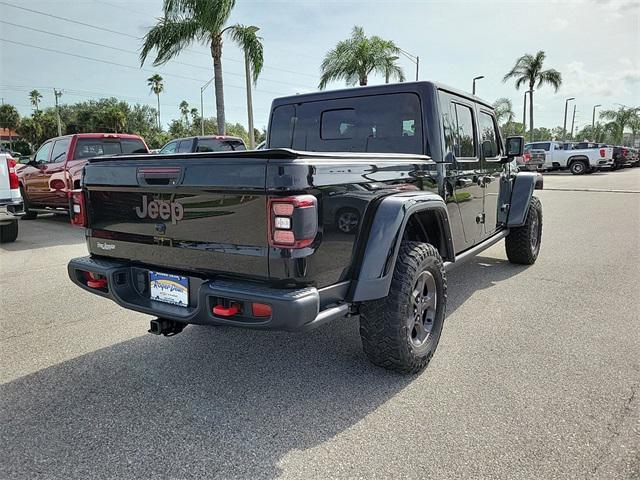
[
  {"x1": 0, "y1": 150, "x2": 24, "y2": 242},
  {"x1": 17, "y1": 133, "x2": 149, "y2": 218},
  {"x1": 525, "y1": 140, "x2": 613, "y2": 174},
  {"x1": 519, "y1": 146, "x2": 546, "y2": 171},
  {"x1": 159, "y1": 135, "x2": 246, "y2": 154},
  {"x1": 628, "y1": 147, "x2": 640, "y2": 167},
  {"x1": 68, "y1": 81, "x2": 542, "y2": 374},
  {"x1": 574, "y1": 142, "x2": 630, "y2": 170}
]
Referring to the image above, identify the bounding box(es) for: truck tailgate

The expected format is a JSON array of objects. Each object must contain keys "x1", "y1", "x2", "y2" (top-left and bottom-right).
[{"x1": 84, "y1": 155, "x2": 269, "y2": 279}]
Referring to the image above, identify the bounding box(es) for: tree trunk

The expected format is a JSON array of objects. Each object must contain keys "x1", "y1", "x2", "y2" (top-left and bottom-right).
[
  {"x1": 359, "y1": 74, "x2": 367, "y2": 86},
  {"x1": 156, "y1": 94, "x2": 161, "y2": 130},
  {"x1": 244, "y1": 51, "x2": 255, "y2": 149},
  {"x1": 211, "y1": 35, "x2": 226, "y2": 135},
  {"x1": 529, "y1": 82, "x2": 534, "y2": 142}
]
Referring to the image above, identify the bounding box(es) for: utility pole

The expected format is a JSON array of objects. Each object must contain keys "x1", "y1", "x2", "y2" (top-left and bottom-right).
[
  {"x1": 244, "y1": 45, "x2": 256, "y2": 149},
  {"x1": 200, "y1": 78, "x2": 213, "y2": 136},
  {"x1": 522, "y1": 91, "x2": 527, "y2": 135},
  {"x1": 570, "y1": 105, "x2": 576, "y2": 140},
  {"x1": 562, "y1": 97, "x2": 575, "y2": 140},
  {"x1": 54, "y1": 89, "x2": 63, "y2": 136},
  {"x1": 398, "y1": 48, "x2": 420, "y2": 81}
]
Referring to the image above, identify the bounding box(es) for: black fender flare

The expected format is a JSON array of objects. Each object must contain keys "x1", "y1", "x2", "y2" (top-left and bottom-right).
[
  {"x1": 350, "y1": 192, "x2": 454, "y2": 302},
  {"x1": 507, "y1": 172, "x2": 537, "y2": 227}
]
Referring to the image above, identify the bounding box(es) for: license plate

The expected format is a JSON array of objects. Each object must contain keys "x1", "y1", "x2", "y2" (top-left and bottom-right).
[{"x1": 149, "y1": 271, "x2": 189, "y2": 307}]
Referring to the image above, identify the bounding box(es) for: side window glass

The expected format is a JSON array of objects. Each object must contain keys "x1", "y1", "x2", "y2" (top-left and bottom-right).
[
  {"x1": 177, "y1": 139, "x2": 192, "y2": 153},
  {"x1": 478, "y1": 112, "x2": 499, "y2": 158},
  {"x1": 35, "y1": 141, "x2": 52, "y2": 163},
  {"x1": 454, "y1": 104, "x2": 476, "y2": 158},
  {"x1": 160, "y1": 141, "x2": 177, "y2": 154},
  {"x1": 50, "y1": 138, "x2": 71, "y2": 163}
]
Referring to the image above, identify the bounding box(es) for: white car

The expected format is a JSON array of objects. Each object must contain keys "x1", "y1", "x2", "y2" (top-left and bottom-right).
[
  {"x1": 525, "y1": 141, "x2": 614, "y2": 174},
  {"x1": 0, "y1": 150, "x2": 24, "y2": 242}
]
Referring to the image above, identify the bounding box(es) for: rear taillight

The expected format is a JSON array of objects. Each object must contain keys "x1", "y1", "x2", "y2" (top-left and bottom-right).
[
  {"x1": 69, "y1": 189, "x2": 87, "y2": 227},
  {"x1": 6, "y1": 157, "x2": 18, "y2": 190},
  {"x1": 267, "y1": 195, "x2": 318, "y2": 248},
  {"x1": 622, "y1": 148, "x2": 628, "y2": 157},
  {"x1": 523, "y1": 153, "x2": 531, "y2": 163},
  {"x1": 599, "y1": 148, "x2": 606, "y2": 158}
]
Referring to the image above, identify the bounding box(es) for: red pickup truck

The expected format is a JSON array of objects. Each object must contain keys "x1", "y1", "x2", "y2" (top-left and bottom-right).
[{"x1": 17, "y1": 133, "x2": 148, "y2": 218}]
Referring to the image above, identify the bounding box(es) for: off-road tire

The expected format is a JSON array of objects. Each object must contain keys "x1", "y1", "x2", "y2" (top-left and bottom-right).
[
  {"x1": 20, "y1": 186, "x2": 37, "y2": 220},
  {"x1": 0, "y1": 221, "x2": 18, "y2": 243},
  {"x1": 569, "y1": 160, "x2": 588, "y2": 175},
  {"x1": 359, "y1": 242, "x2": 447, "y2": 374},
  {"x1": 505, "y1": 196, "x2": 542, "y2": 265}
]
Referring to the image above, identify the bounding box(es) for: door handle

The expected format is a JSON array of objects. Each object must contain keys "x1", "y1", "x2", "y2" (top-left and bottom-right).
[{"x1": 457, "y1": 178, "x2": 473, "y2": 187}]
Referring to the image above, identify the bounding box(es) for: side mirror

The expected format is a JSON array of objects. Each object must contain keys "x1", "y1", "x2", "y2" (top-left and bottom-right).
[{"x1": 505, "y1": 136, "x2": 524, "y2": 157}]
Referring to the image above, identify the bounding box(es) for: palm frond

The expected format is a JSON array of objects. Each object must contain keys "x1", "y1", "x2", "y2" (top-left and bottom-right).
[
  {"x1": 537, "y1": 68, "x2": 562, "y2": 92},
  {"x1": 140, "y1": 17, "x2": 203, "y2": 66},
  {"x1": 227, "y1": 24, "x2": 264, "y2": 83}
]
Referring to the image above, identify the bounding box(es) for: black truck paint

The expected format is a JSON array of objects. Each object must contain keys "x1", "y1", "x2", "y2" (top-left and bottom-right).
[{"x1": 68, "y1": 81, "x2": 543, "y2": 373}]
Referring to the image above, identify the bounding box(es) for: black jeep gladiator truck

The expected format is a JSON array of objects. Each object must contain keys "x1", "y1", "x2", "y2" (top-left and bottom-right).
[{"x1": 68, "y1": 82, "x2": 542, "y2": 373}]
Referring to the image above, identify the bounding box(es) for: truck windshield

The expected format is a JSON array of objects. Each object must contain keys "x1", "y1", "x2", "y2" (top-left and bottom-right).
[
  {"x1": 74, "y1": 138, "x2": 147, "y2": 159},
  {"x1": 269, "y1": 92, "x2": 424, "y2": 155},
  {"x1": 196, "y1": 139, "x2": 246, "y2": 152}
]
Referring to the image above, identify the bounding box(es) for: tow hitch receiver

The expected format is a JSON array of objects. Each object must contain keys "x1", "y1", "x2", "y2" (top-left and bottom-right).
[{"x1": 148, "y1": 319, "x2": 186, "y2": 336}]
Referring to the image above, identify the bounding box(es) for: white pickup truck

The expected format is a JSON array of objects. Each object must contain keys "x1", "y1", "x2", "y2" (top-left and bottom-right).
[
  {"x1": 0, "y1": 149, "x2": 24, "y2": 242},
  {"x1": 524, "y1": 140, "x2": 614, "y2": 174}
]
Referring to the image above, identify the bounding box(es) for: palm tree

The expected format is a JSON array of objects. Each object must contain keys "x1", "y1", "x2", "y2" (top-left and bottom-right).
[
  {"x1": 228, "y1": 25, "x2": 263, "y2": 148},
  {"x1": 140, "y1": 0, "x2": 263, "y2": 136},
  {"x1": 493, "y1": 97, "x2": 515, "y2": 124},
  {"x1": 29, "y1": 89, "x2": 43, "y2": 112},
  {"x1": 179, "y1": 100, "x2": 190, "y2": 126},
  {"x1": 319, "y1": 26, "x2": 405, "y2": 89},
  {"x1": 599, "y1": 106, "x2": 639, "y2": 144},
  {"x1": 503, "y1": 51, "x2": 562, "y2": 141},
  {"x1": 147, "y1": 74, "x2": 164, "y2": 129}
]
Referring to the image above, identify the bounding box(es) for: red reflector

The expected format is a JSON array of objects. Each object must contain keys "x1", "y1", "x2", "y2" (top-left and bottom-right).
[
  {"x1": 213, "y1": 304, "x2": 240, "y2": 317},
  {"x1": 272, "y1": 203, "x2": 294, "y2": 216},
  {"x1": 251, "y1": 303, "x2": 272, "y2": 318},
  {"x1": 6, "y1": 157, "x2": 18, "y2": 189},
  {"x1": 84, "y1": 272, "x2": 107, "y2": 288},
  {"x1": 600, "y1": 148, "x2": 605, "y2": 157},
  {"x1": 273, "y1": 229, "x2": 295, "y2": 244}
]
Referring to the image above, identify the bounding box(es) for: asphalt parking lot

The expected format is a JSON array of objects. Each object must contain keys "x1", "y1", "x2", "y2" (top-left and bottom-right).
[{"x1": 1, "y1": 169, "x2": 639, "y2": 479}]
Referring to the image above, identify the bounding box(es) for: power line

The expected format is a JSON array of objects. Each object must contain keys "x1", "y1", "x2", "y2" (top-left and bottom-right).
[
  {"x1": 0, "y1": 38, "x2": 291, "y2": 97},
  {"x1": 0, "y1": 20, "x2": 317, "y2": 90}
]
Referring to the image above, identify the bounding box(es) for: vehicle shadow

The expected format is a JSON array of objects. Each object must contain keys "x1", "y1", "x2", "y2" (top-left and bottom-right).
[
  {"x1": 0, "y1": 254, "x2": 528, "y2": 479},
  {"x1": 0, "y1": 215, "x2": 85, "y2": 252}
]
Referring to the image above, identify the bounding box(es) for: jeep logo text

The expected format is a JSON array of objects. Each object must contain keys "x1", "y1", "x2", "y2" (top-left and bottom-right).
[{"x1": 135, "y1": 196, "x2": 184, "y2": 224}]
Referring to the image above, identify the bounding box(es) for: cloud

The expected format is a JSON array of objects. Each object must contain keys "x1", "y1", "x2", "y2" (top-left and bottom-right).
[
  {"x1": 550, "y1": 18, "x2": 569, "y2": 30},
  {"x1": 559, "y1": 60, "x2": 640, "y2": 99}
]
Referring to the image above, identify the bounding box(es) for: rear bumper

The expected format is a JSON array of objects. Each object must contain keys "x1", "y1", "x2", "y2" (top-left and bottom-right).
[
  {"x1": 67, "y1": 255, "x2": 349, "y2": 332},
  {"x1": 0, "y1": 200, "x2": 24, "y2": 224}
]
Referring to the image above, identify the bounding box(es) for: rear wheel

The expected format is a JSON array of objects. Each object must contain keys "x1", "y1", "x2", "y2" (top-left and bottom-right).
[
  {"x1": 0, "y1": 220, "x2": 18, "y2": 243},
  {"x1": 569, "y1": 160, "x2": 588, "y2": 175},
  {"x1": 359, "y1": 242, "x2": 447, "y2": 374},
  {"x1": 20, "y1": 186, "x2": 37, "y2": 220},
  {"x1": 505, "y1": 196, "x2": 542, "y2": 265}
]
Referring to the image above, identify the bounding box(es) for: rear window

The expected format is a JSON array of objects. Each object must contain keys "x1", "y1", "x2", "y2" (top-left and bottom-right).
[
  {"x1": 196, "y1": 139, "x2": 246, "y2": 152},
  {"x1": 269, "y1": 93, "x2": 424, "y2": 155},
  {"x1": 73, "y1": 138, "x2": 147, "y2": 159}
]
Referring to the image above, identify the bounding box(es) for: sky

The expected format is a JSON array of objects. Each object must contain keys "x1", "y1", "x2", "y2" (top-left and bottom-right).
[{"x1": 0, "y1": 0, "x2": 638, "y2": 133}]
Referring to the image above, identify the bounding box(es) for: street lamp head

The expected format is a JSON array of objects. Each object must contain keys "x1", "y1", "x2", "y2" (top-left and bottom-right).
[
  {"x1": 566, "y1": 97, "x2": 575, "y2": 102},
  {"x1": 594, "y1": 104, "x2": 601, "y2": 108},
  {"x1": 473, "y1": 75, "x2": 484, "y2": 81}
]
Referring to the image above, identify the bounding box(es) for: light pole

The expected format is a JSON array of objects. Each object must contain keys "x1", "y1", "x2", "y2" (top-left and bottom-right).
[
  {"x1": 592, "y1": 104, "x2": 601, "y2": 129},
  {"x1": 200, "y1": 77, "x2": 214, "y2": 136},
  {"x1": 562, "y1": 97, "x2": 575, "y2": 140},
  {"x1": 570, "y1": 105, "x2": 577, "y2": 140},
  {"x1": 472, "y1": 76, "x2": 484, "y2": 95},
  {"x1": 398, "y1": 48, "x2": 419, "y2": 81},
  {"x1": 54, "y1": 89, "x2": 63, "y2": 137},
  {"x1": 522, "y1": 90, "x2": 532, "y2": 136}
]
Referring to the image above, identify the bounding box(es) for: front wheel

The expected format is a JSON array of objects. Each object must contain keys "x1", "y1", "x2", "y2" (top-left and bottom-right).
[
  {"x1": 359, "y1": 242, "x2": 447, "y2": 374},
  {"x1": 505, "y1": 196, "x2": 542, "y2": 265}
]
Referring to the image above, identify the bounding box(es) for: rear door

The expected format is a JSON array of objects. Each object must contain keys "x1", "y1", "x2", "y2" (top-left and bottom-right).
[{"x1": 443, "y1": 97, "x2": 484, "y2": 249}]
